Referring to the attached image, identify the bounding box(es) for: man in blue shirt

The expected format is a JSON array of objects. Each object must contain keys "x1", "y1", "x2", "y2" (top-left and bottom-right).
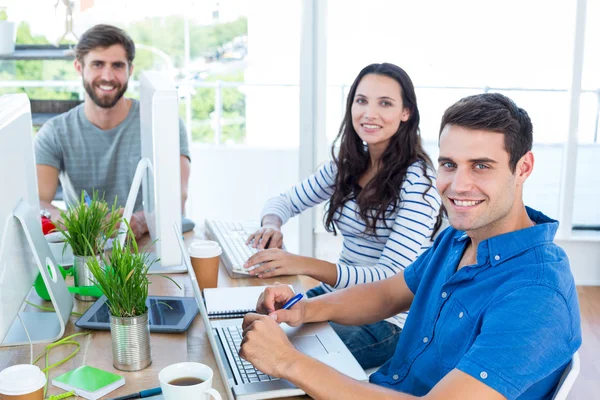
[{"x1": 239, "y1": 93, "x2": 582, "y2": 399}]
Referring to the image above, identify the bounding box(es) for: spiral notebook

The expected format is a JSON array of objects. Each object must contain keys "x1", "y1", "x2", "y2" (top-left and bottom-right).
[{"x1": 203, "y1": 285, "x2": 293, "y2": 318}]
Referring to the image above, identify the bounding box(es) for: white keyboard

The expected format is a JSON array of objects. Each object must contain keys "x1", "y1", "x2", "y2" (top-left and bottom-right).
[{"x1": 205, "y1": 220, "x2": 260, "y2": 277}]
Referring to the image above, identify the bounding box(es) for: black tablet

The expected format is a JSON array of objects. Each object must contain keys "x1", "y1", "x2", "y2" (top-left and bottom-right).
[{"x1": 75, "y1": 295, "x2": 198, "y2": 333}]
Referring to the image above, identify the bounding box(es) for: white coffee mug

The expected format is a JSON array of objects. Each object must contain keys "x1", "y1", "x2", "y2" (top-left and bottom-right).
[
  {"x1": 159, "y1": 362, "x2": 222, "y2": 400},
  {"x1": 48, "y1": 241, "x2": 74, "y2": 266}
]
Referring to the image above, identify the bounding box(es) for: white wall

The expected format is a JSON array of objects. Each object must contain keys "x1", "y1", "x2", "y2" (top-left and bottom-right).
[
  {"x1": 187, "y1": 145, "x2": 300, "y2": 254},
  {"x1": 556, "y1": 238, "x2": 600, "y2": 285}
]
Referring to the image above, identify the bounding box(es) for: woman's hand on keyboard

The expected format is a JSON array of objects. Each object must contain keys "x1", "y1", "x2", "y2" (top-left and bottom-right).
[
  {"x1": 243, "y1": 248, "x2": 304, "y2": 278},
  {"x1": 246, "y1": 222, "x2": 283, "y2": 249}
]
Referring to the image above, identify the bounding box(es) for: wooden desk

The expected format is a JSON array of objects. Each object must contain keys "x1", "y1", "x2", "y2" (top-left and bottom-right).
[{"x1": 0, "y1": 231, "x2": 318, "y2": 399}]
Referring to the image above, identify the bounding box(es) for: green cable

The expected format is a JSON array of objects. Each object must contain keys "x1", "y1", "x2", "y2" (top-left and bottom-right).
[
  {"x1": 47, "y1": 391, "x2": 76, "y2": 400},
  {"x1": 24, "y1": 300, "x2": 83, "y2": 317},
  {"x1": 25, "y1": 287, "x2": 103, "y2": 398},
  {"x1": 32, "y1": 331, "x2": 91, "y2": 399}
]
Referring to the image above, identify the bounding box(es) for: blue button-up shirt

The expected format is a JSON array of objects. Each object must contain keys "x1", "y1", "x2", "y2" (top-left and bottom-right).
[{"x1": 370, "y1": 207, "x2": 582, "y2": 399}]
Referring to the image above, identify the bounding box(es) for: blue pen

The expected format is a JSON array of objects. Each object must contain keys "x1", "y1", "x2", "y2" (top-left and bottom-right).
[
  {"x1": 83, "y1": 190, "x2": 92, "y2": 206},
  {"x1": 109, "y1": 387, "x2": 162, "y2": 400},
  {"x1": 282, "y1": 292, "x2": 304, "y2": 310}
]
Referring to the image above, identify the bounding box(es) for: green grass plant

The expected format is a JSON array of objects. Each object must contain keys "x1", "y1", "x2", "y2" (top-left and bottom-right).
[
  {"x1": 0, "y1": 9, "x2": 7, "y2": 21},
  {"x1": 56, "y1": 191, "x2": 122, "y2": 256},
  {"x1": 86, "y1": 221, "x2": 180, "y2": 318}
]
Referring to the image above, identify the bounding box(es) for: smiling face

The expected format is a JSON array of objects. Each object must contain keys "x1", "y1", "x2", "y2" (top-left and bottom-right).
[
  {"x1": 351, "y1": 74, "x2": 410, "y2": 155},
  {"x1": 437, "y1": 124, "x2": 533, "y2": 239},
  {"x1": 75, "y1": 44, "x2": 133, "y2": 109}
]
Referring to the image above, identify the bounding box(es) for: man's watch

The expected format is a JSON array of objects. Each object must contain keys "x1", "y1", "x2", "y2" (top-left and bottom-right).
[
  {"x1": 40, "y1": 208, "x2": 52, "y2": 219},
  {"x1": 40, "y1": 208, "x2": 56, "y2": 234}
]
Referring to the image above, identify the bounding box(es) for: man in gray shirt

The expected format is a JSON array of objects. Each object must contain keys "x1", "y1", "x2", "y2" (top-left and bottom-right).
[{"x1": 35, "y1": 24, "x2": 191, "y2": 238}]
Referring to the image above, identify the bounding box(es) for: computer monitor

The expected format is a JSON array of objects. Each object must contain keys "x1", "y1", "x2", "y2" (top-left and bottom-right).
[
  {"x1": 0, "y1": 94, "x2": 72, "y2": 346},
  {"x1": 118, "y1": 71, "x2": 185, "y2": 273}
]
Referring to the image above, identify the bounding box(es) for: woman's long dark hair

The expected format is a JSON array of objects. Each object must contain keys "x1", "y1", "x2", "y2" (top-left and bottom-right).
[{"x1": 325, "y1": 63, "x2": 443, "y2": 237}]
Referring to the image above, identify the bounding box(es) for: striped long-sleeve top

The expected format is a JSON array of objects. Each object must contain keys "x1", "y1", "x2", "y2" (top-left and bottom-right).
[{"x1": 260, "y1": 160, "x2": 442, "y2": 328}]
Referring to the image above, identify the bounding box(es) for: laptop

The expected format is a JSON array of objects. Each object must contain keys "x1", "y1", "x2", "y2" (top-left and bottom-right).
[{"x1": 174, "y1": 226, "x2": 367, "y2": 400}]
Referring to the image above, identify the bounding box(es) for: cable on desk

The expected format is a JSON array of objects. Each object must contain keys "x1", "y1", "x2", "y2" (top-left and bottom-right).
[
  {"x1": 16, "y1": 313, "x2": 33, "y2": 364},
  {"x1": 25, "y1": 300, "x2": 83, "y2": 317},
  {"x1": 33, "y1": 331, "x2": 91, "y2": 398},
  {"x1": 47, "y1": 390, "x2": 76, "y2": 400},
  {"x1": 19, "y1": 293, "x2": 86, "y2": 399}
]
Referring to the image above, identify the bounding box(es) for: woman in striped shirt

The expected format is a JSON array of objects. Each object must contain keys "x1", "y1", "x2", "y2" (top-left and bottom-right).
[{"x1": 244, "y1": 63, "x2": 443, "y2": 369}]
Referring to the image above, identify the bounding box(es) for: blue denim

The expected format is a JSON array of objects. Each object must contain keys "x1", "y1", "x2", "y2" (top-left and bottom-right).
[
  {"x1": 306, "y1": 286, "x2": 401, "y2": 369},
  {"x1": 370, "y1": 207, "x2": 582, "y2": 399}
]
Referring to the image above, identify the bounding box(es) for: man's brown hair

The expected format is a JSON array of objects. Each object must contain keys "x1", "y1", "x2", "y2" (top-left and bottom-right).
[
  {"x1": 75, "y1": 24, "x2": 135, "y2": 65},
  {"x1": 439, "y1": 93, "x2": 533, "y2": 173}
]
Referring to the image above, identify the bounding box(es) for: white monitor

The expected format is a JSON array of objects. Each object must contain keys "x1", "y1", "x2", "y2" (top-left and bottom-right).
[
  {"x1": 119, "y1": 71, "x2": 184, "y2": 273},
  {"x1": 0, "y1": 94, "x2": 72, "y2": 346}
]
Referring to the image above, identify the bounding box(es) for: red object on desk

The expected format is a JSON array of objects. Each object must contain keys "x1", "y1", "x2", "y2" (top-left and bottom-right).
[{"x1": 41, "y1": 216, "x2": 56, "y2": 235}]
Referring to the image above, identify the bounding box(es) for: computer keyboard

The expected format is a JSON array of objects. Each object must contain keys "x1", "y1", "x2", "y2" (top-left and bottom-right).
[
  {"x1": 205, "y1": 220, "x2": 260, "y2": 277},
  {"x1": 219, "y1": 325, "x2": 279, "y2": 384}
]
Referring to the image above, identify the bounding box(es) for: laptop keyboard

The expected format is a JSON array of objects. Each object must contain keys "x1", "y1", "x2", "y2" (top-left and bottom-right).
[{"x1": 220, "y1": 325, "x2": 279, "y2": 384}]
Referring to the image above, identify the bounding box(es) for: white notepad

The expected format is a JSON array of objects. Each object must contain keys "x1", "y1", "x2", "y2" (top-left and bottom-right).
[{"x1": 203, "y1": 285, "x2": 293, "y2": 317}]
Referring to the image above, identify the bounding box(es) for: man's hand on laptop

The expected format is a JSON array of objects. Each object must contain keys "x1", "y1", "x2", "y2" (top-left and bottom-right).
[
  {"x1": 251, "y1": 284, "x2": 305, "y2": 327},
  {"x1": 239, "y1": 313, "x2": 301, "y2": 378}
]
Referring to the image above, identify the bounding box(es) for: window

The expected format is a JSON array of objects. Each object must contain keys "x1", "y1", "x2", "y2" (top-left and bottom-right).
[
  {"x1": 573, "y1": 0, "x2": 600, "y2": 227},
  {"x1": 324, "y1": 0, "x2": 595, "y2": 225},
  {"x1": 0, "y1": 0, "x2": 304, "y2": 252}
]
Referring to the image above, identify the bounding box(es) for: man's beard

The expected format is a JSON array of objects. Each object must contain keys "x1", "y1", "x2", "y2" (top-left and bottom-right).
[{"x1": 83, "y1": 78, "x2": 128, "y2": 109}]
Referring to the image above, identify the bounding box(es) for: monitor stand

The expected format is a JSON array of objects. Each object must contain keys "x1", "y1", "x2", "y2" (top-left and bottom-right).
[
  {"x1": 119, "y1": 158, "x2": 187, "y2": 274},
  {"x1": 145, "y1": 251, "x2": 187, "y2": 274},
  {"x1": 1, "y1": 200, "x2": 73, "y2": 347}
]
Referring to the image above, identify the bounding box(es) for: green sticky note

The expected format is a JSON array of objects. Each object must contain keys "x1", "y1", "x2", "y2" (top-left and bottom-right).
[{"x1": 52, "y1": 366, "x2": 125, "y2": 400}]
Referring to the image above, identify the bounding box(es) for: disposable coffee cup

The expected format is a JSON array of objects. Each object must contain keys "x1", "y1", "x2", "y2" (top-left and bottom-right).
[
  {"x1": 188, "y1": 240, "x2": 222, "y2": 290},
  {"x1": 0, "y1": 364, "x2": 46, "y2": 400},
  {"x1": 159, "y1": 362, "x2": 222, "y2": 400}
]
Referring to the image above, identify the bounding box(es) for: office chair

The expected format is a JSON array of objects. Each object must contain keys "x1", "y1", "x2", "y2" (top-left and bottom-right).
[{"x1": 551, "y1": 351, "x2": 581, "y2": 400}]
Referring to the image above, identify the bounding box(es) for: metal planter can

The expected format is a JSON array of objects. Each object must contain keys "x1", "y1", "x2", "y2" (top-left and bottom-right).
[
  {"x1": 109, "y1": 312, "x2": 152, "y2": 371},
  {"x1": 73, "y1": 254, "x2": 101, "y2": 301}
]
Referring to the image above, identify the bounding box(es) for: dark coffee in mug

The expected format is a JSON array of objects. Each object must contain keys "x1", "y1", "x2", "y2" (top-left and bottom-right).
[{"x1": 168, "y1": 377, "x2": 205, "y2": 386}]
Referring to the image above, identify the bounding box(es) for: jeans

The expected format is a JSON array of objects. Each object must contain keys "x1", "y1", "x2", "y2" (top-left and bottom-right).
[{"x1": 306, "y1": 286, "x2": 402, "y2": 370}]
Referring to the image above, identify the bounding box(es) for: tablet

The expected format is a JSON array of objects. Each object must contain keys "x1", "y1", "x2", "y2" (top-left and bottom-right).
[{"x1": 75, "y1": 296, "x2": 198, "y2": 333}]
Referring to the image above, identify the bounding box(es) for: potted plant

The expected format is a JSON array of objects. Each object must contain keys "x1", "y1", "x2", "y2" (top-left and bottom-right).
[
  {"x1": 86, "y1": 223, "x2": 180, "y2": 371},
  {"x1": 56, "y1": 191, "x2": 122, "y2": 301},
  {"x1": 0, "y1": 7, "x2": 15, "y2": 55}
]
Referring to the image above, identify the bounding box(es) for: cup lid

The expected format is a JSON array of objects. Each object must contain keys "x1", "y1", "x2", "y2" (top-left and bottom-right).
[
  {"x1": 0, "y1": 364, "x2": 46, "y2": 395},
  {"x1": 188, "y1": 240, "x2": 222, "y2": 258}
]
